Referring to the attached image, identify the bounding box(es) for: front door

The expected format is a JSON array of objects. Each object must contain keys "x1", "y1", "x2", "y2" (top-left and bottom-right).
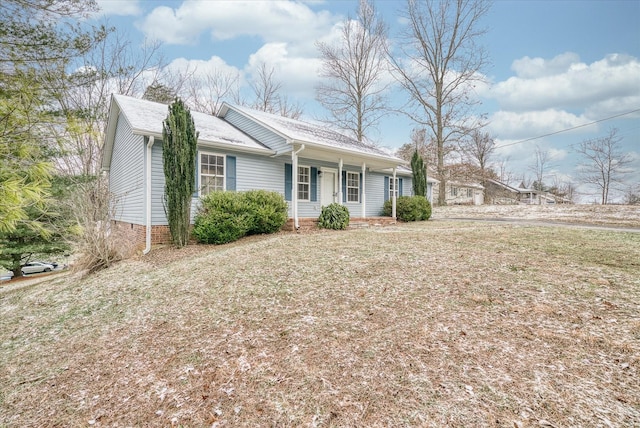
[{"x1": 321, "y1": 170, "x2": 337, "y2": 206}]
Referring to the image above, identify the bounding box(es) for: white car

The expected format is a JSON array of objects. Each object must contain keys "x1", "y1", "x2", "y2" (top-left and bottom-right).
[
  {"x1": 1, "y1": 270, "x2": 13, "y2": 281},
  {"x1": 21, "y1": 262, "x2": 55, "y2": 275}
]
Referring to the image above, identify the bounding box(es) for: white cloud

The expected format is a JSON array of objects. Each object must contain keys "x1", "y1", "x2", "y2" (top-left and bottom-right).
[
  {"x1": 138, "y1": 1, "x2": 339, "y2": 52},
  {"x1": 95, "y1": 0, "x2": 142, "y2": 16},
  {"x1": 511, "y1": 52, "x2": 581, "y2": 79},
  {"x1": 246, "y1": 43, "x2": 323, "y2": 100},
  {"x1": 488, "y1": 109, "x2": 597, "y2": 140},
  {"x1": 168, "y1": 56, "x2": 241, "y2": 79},
  {"x1": 489, "y1": 53, "x2": 640, "y2": 113}
]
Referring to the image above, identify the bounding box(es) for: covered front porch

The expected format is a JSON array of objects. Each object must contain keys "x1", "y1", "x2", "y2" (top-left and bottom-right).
[{"x1": 286, "y1": 142, "x2": 404, "y2": 230}]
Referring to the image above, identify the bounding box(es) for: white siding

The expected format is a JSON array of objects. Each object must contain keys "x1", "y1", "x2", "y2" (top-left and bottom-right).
[{"x1": 109, "y1": 113, "x2": 145, "y2": 224}]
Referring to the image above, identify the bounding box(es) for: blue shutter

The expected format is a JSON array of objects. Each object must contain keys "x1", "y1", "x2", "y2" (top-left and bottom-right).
[
  {"x1": 342, "y1": 171, "x2": 347, "y2": 203},
  {"x1": 384, "y1": 176, "x2": 389, "y2": 202},
  {"x1": 359, "y1": 173, "x2": 363, "y2": 202},
  {"x1": 226, "y1": 156, "x2": 236, "y2": 191},
  {"x1": 284, "y1": 163, "x2": 292, "y2": 201},
  {"x1": 310, "y1": 167, "x2": 317, "y2": 202},
  {"x1": 399, "y1": 178, "x2": 404, "y2": 196}
]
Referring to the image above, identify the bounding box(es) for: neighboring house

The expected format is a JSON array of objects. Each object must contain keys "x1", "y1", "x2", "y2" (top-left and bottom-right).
[
  {"x1": 102, "y1": 94, "x2": 412, "y2": 251},
  {"x1": 431, "y1": 180, "x2": 484, "y2": 205},
  {"x1": 485, "y1": 179, "x2": 572, "y2": 205}
]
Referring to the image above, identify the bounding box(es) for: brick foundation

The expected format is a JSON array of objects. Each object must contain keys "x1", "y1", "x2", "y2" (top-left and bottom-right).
[{"x1": 114, "y1": 216, "x2": 397, "y2": 250}]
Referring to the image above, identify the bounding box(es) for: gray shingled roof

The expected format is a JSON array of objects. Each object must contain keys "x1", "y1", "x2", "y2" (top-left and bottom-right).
[
  {"x1": 113, "y1": 94, "x2": 269, "y2": 151},
  {"x1": 224, "y1": 104, "x2": 403, "y2": 161}
]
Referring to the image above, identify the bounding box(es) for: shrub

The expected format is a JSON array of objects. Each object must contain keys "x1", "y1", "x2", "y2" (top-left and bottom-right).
[
  {"x1": 193, "y1": 211, "x2": 249, "y2": 244},
  {"x1": 318, "y1": 203, "x2": 350, "y2": 230},
  {"x1": 193, "y1": 190, "x2": 288, "y2": 244},
  {"x1": 242, "y1": 190, "x2": 288, "y2": 234},
  {"x1": 382, "y1": 195, "x2": 432, "y2": 222}
]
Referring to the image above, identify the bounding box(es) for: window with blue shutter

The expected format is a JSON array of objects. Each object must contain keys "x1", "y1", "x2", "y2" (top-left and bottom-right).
[
  {"x1": 385, "y1": 176, "x2": 400, "y2": 200},
  {"x1": 198, "y1": 151, "x2": 225, "y2": 196}
]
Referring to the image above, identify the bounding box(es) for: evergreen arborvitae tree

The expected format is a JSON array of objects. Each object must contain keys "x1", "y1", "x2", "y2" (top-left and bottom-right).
[
  {"x1": 411, "y1": 149, "x2": 427, "y2": 197},
  {"x1": 162, "y1": 98, "x2": 198, "y2": 247}
]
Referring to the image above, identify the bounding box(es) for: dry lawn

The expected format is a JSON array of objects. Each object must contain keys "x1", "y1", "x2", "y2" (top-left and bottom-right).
[
  {"x1": 1, "y1": 219, "x2": 639, "y2": 427},
  {"x1": 432, "y1": 204, "x2": 640, "y2": 228}
]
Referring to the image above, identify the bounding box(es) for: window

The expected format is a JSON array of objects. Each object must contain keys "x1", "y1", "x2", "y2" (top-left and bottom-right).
[
  {"x1": 346, "y1": 172, "x2": 359, "y2": 202},
  {"x1": 298, "y1": 166, "x2": 310, "y2": 200},
  {"x1": 200, "y1": 153, "x2": 225, "y2": 195},
  {"x1": 467, "y1": 188, "x2": 473, "y2": 198},
  {"x1": 389, "y1": 177, "x2": 399, "y2": 198},
  {"x1": 451, "y1": 186, "x2": 458, "y2": 197}
]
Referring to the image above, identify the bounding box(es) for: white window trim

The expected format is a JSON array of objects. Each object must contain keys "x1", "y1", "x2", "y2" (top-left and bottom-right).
[
  {"x1": 198, "y1": 151, "x2": 226, "y2": 196},
  {"x1": 346, "y1": 171, "x2": 360, "y2": 203},
  {"x1": 298, "y1": 165, "x2": 310, "y2": 202},
  {"x1": 389, "y1": 176, "x2": 399, "y2": 199}
]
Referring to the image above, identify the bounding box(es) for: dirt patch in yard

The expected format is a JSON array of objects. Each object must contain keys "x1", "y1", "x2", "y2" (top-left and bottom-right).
[{"x1": 1, "y1": 221, "x2": 638, "y2": 427}]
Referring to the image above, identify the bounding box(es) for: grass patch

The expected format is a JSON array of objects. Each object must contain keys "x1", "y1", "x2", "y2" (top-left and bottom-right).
[{"x1": 1, "y1": 221, "x2": 639, "y2": 426}]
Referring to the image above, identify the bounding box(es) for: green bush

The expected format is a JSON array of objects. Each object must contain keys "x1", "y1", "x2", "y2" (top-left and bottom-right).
[
  {"x1": 193, "y1": 190, "x2": 288, "y2": 244},
  {"x1": 242, "y1": 190, "x2": 288, "y2": 234},
  {"x1": 318, "y1": 203, "x2": 350, "y2": 230},
  {"x1": 192, "y1": 211, "x2": 249, "y2": 244},
  {"x1": 382, "y1": 195, "x2": 432, "y2": 222}
]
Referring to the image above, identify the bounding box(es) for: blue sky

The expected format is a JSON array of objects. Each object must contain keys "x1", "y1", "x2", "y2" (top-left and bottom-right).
[{"x1": 93, "y1": 0, "x2": 640, "y2": 202}]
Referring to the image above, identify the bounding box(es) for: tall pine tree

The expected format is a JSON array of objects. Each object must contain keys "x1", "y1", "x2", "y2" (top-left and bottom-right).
[
  {"x1": 411, "y1": 149, "x2": 427, "y2": 197},
  {"x1": 162, "y1": 98, "x2": 198, "y2": 247}
]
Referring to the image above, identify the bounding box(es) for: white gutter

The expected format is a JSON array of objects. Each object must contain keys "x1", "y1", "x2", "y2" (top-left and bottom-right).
[
  {"x1": 292, "y1": 144, "x2": 305, "y2": 230},
  {"x1": 143, "y1": 135, "x2": 155, "y2": 255}
]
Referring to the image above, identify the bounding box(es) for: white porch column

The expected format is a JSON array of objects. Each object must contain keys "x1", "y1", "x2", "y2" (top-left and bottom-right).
[
  {"x1": 291, "y1": 144, "x2": 305, "y2": 229},
  {"x1": 361, "y1": 162, "x2": 366, "y2": 218},
  {"x1": 392, "y1": 167, "x2": 397, "y2": 220},
  {"x1": 338, "y1": 158, "x2": 343, "y2": 205}
]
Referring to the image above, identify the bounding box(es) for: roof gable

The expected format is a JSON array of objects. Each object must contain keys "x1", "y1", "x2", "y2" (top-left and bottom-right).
[
  {"x1": 219, "y1": 103, "x2": 404, "y2": 163},
  {"x1": 102, "y1": 95, "x2": 272, "y2": 170}
]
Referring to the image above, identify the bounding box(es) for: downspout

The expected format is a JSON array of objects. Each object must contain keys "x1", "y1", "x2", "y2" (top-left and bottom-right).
[
  {"x1": 143, "y1": 135, "x2": 155, "y2": 255},
  {"x1": 292, "y1": 144, "x2": 305, "y2": 230}
]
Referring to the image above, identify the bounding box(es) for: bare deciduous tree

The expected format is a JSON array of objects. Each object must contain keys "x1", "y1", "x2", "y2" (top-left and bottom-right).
[
  {"x1": 316, "y1": 0, "x2": 389, "y2": 142},
  {"x1": 249, "y1": 62, "x2": 303, "y2": 119},
  {"x1": 389, "y1": 0, "x2": 490, "y2": 205},
  {"x1": 250, "y1": 63, "x2": 282, "y2": 114},
  {"x1": 529, "y1": 146, "x2": 554, "y2": 203},
  {"x1": 186, "y1": 68, "x2": 241, "y2": 115},
  {"x1": 460, "y1": 129, "x2": 494, "y2": 198},
  {"x1": 51, "y1": 27, "x2": 165, "y2": 176},
  {"x1": 575, "y1": 128, "x2": 632, "y2": 205}
]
